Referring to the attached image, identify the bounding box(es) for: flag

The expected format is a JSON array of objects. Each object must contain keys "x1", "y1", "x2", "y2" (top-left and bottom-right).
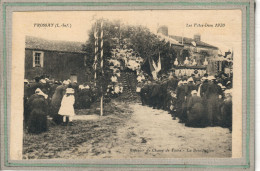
[
  {"x1": 148, "y1": 57, "x2": 158, "y2": 80},
  {"x1": 152, "y1": 59, "x2": 157, "y2": 70},
  {"x1": 148, "y1": 56, "x2": 155, "y2": 73},
  {"x1": 191, "y1": 41, "x2": 196, "y2": 47},
  {"x1": 156, "y1": 52, "x2": 161, "y2": 72}
]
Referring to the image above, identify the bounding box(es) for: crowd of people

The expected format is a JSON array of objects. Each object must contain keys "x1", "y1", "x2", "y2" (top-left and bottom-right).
[
  {"x1": 139, "y1": 72, "x2": 232, "y2": 129},
  {"x1": 107, "y1": 43, "x2": 144, "y2": 96},
  {"x1": 23, "y1": 76, "x2": 100, "y2": 134},
  {"x1": 23, "y1": 69, "x2": 232, "y2": 134},
  {"x1": 23, "y1": 43, "x2": 144, "y2": 134},
  {"x1": 108, "y1": 60, "x2": 124, "y2": 97},
  {"x1": 24, "y1": 37, "x2": 233, "y2": 134}
]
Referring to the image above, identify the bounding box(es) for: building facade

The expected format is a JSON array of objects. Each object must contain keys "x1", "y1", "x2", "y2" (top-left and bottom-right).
[
  {"x1": 25, "y1": 36, "x2": 88, "y2": 83},
  {"x1": 169, "y1": 34, "x2": 219, "y2": 65},
  {"x1": 157, "y1": 26, "x2": 219, "y2": 65},
  {"x1": 157, "y1": 26, "x2": 220, "y2": 77}
]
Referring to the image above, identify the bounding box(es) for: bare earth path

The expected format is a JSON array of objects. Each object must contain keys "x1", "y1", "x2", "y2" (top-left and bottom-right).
[{"x1": 56, "y1": 102, "x2": 232, "y2": 159}]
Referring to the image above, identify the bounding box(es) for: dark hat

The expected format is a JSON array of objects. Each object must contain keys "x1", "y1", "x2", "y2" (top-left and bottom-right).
[{"x1": 34, "y1": 76, "x2": 40, "y2": 82}]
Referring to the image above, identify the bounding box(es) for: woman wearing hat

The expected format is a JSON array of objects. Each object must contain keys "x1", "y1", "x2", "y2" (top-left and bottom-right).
[
  {"x1": 51, "y1": 80, "x2": 69, "y2": 124},
  {"x1": 26, "y1": 88, "x2": 48, "y2": 134},
  {"x1": 58, "y1": 88, "x2": 75, "y2": 125},
  {"x1": 205, "y1": 76, "x2": 223, "y2": 126},
  {"x1": 176, "y1": 80, "x2": 186, "y2": 123},
  {"x1": 220, "y1": 89, "x2": 232, "y2": 130},
  {"x1": 186, "y1": 90, "x2": 205, "y2": 127},
  {"x1": 186, "y1": 77, "x2": 197, "y2": 98}
]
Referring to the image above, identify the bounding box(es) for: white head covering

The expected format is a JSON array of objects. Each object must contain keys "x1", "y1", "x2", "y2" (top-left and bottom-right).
[
  {"x1": 35, "y1": 88, "x2": 48, "y2": 99},
  {"x1": 225, "y1": 89, "x2": 232, "y2": 96},
  {"x1": 114, "y1": 85, "x2": 120, "y2": 94},
  {"x1": 66, "y1": 88, "x2": 74, "y2": 94},
  {"x1": 35, "y1": 88, "x2": 41, "y2": 93},
  {"x1": 63, "y1": 80, "x2": 69, "y2": 85},
  {"x1": 201, "y1": 77, "x2": 207, "y2": 82},
  {"x1": 218, "y1": 83, "x2": 226, "y2": 89},
  {"x1": 191, "y1": 90, "x2": 198, "y2": 95},
  {"x1": 85, "y1": 85, "x2": 90, "y2": 89},
  {"x1": 187, "y1": 77, "x2": 194, "y2": 82},
  {"x1": 40, "y1": 79, "x2": 46, "y2": 84},
  {"x1": 208, "y1": 76, "x2": 216, "y2": 80},
  {"x1": 24, "y1": 79, "x2": 29, "y2": 83},
  {"x1": 136, "y1": 87, "x2": 141, "y2": 92},
  {"x1": 79, "y1": 85, "x2": 84, "y2": 89},
  {"x1": 178, "y1": 80, "x2": 183, "y2": 86},
  {"x1": 174, "y1": 58, "x2": 179, "y2": 65}
]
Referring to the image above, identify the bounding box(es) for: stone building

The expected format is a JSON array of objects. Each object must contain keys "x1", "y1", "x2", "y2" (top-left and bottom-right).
[{"x1": 25, "y1": 36, "x2": 88, "y2": 83}]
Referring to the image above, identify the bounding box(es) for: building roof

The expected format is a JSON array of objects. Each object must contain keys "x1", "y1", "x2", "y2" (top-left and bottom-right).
[
  {"x1": 169, "y1": 35, "x2": 218, "y2": 49},
  {"x1": 157, "y1": 33, "x2": 183, "y2": 46},
  {"x1": 25, "y1": 36, "x2": 86, "y2": 53}
]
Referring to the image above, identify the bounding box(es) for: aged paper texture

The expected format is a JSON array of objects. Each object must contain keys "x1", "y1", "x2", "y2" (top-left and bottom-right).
[
  {"x1": 11, "y1": 10, "x2": 241, "y2": 159},
  {"x1": 0, "y1": 1, "x2": 255, "y2": 170}
]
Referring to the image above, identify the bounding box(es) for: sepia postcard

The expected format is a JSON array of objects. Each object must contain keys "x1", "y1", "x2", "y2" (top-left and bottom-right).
[{"x1": 0, "y1": 0, "x2": 255, "y2": 170}]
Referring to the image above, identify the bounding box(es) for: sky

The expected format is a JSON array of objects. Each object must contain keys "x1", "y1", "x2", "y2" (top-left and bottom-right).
[{"x1": 14, "y1": 10, "x2": 241, "y2": 54}]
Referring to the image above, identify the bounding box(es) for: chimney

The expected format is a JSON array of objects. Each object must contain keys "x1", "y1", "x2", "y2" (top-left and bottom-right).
[
  {"x1": 157, "y1": 25, "x2": 168, "y2": 36},
  {"x1": 194, "y1": 34, "x2": 201, "y2": 42}
]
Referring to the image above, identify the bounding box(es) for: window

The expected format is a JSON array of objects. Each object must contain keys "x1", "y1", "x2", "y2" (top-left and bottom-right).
[
  {"x1": 35, "y1": 53, "x2": 41, "y2": 65},
  {"x1": 33, "y1": 51, "x2": 44, "y2": 67}
]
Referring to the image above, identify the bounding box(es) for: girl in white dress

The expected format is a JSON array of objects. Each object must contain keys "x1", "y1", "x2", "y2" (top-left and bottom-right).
[{"x1": 58, "y1": 88, "x2": 75, "y2": 125}]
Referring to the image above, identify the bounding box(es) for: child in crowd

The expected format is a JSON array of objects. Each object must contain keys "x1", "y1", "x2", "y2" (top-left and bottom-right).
[{"x1": 58, "y1": 88, "x2": 75, "y2": 125}]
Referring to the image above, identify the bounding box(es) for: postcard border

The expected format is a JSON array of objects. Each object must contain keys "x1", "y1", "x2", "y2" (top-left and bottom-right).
[{"x1": 1, "y1": 0, "x2": 253, "y2": 169}]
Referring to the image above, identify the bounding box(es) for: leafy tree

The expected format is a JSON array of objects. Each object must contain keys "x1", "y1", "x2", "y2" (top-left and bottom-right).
[
  {"x1": 121, "y1": 25, "x2": 176, "y2": 75},
  {"x1": 82, "y1": 19, "x2": 177, "y2": 87}
]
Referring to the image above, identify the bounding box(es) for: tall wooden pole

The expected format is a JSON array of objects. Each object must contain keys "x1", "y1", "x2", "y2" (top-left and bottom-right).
[
  {"x1": 100, "y1": 19, "x2": 104, "y2": 116},
  {"x1": 94, "y1": 21, "x2": 98, "y2": 86}
]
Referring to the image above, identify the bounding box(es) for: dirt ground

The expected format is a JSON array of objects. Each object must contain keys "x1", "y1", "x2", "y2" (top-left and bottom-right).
[{"x1": 23, "y1": 100, "x2": 231, "y2": 159}]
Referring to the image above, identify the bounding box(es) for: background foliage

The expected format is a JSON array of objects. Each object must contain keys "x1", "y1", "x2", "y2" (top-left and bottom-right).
[{"x1": 82, "y1": 19, "x2": 177, "y2": 86}]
